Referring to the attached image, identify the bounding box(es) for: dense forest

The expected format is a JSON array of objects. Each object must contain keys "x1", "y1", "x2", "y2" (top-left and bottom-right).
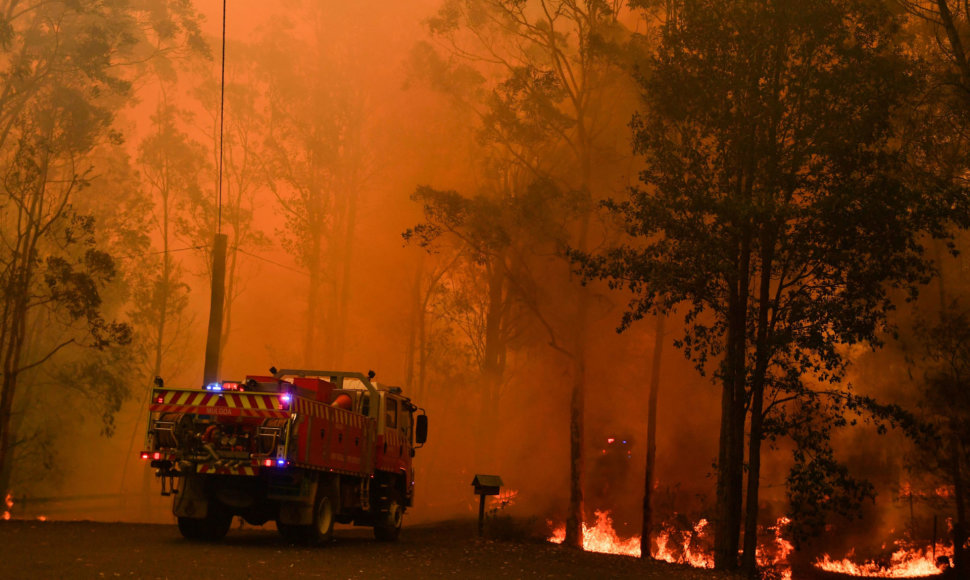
[{"x1": 0, "y1": 0, "x2": 968, "y2": 576}]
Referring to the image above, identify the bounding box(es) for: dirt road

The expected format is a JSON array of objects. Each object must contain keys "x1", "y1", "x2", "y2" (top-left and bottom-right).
[{"x1": 0, "y1": 519, "x2": 746, "y2": 579}]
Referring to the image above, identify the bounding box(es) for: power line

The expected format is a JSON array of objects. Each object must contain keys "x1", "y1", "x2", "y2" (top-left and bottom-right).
[
  {"x1": 115, "y1": 245, "x2": 207, "y2": 261},
  {"x1": 116, "y1": 245, "x2": 307, "y2": 278},
  {"x1": 233, "y1": 247, "x2": 309, "y2": 277}
]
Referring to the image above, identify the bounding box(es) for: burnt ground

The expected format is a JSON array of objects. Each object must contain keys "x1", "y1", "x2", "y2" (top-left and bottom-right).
[
  {"x1": 0, "y1": 518, "x2": 945, "y2": 580},
  {"x1": 0, "y1": 518, "x2": 741, "y2": 580}
]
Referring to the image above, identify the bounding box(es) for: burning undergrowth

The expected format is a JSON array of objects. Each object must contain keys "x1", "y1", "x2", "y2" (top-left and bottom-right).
[
  {"x1": 546, "y1": 510, "x2": 955, "y2": 579},
  {"x1": 813, "y1": 542, "x2": 954, "y2": 577}
]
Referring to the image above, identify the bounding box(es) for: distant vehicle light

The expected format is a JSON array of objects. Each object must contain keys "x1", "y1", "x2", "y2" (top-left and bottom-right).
[
  {"x1": 155, "y1": 395, "x2": 164, "y2": 404},
  {"x1": 223, "y1": 382, "x2": 240, "y2": 391},
  {"x1": 607, "y1": 437, "x2": 615, "y2": 444},
  {"x1": 263, "y1": 459, "x2": 273, "y2": 467},
  {"x1": 277, "y1": 458, "x2": 286, "y2": 467},
  {"x1": 140, "y1": 452, "x2": 149, "y2": 460},
  {"x1": 153, "y1": 452, "x2": 161, "y2": 460},
  {"x1": 205, "y1": 383, "x2": 222, "y2": 391},
  {"x1": 280, "y1": 393, "x2": 292, "y2": 405}
]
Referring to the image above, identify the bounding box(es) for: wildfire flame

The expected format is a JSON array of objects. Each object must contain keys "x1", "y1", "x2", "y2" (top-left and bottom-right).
[
  {"x1": 2, "y1": 492, "x2": 11, "y2": 521},
  {"x1": 547, "y1": 511, "x2": 717, "y2": 566},
  {"x1": 814, "y1": 544, "x2": 951, "y2": 577},
  {"x1": 548, "y1": 510, "x2": 641, "y2": 557},
  {"x1": 549, "y1": 511, "x2": 798, "y2": 578},
  {"x1": 653, "y1": 517, "x2": 714, "y2": 568},
  {"x1": 489, "y1": 489, "x2": 519, "y2": 512},
  {"x1": 756, "y1": 516, "x2": 794, "y2": 580}
]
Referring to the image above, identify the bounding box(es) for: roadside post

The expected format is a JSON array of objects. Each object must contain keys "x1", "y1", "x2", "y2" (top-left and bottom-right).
[{"x1": 471, "y1": 474, "x2": 503, "y2": 537}]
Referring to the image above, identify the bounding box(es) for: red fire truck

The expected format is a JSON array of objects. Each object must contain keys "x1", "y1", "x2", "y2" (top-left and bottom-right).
[{"x1": 140, "y1": 368, "x2": 428, "y2": 544}]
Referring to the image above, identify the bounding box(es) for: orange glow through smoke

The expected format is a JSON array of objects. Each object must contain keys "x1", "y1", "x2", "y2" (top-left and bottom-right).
[
  {"x1": 813, "y1": 544, "x2": 951, "y2": 577},
  {"x1": 2, "y1": 492, "x2": 11, "y2": 520}
]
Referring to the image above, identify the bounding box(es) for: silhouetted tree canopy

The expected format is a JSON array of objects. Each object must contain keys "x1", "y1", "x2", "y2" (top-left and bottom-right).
[{"x1": 575, "y1": 0, "x2": 970, "y2": 570}]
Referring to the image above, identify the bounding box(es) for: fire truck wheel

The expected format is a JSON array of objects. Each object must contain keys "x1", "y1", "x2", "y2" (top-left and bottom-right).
[
  {"x1": 277, "y1": 489, "x2": 335, "y2": 546},
  {"x1": 373, "y1": 490, "x2": 404, "y2": 542},
  {"x1": 275, "y1": 522, "x2": 306, "y2": 544},
  {"x1": 177, "y1": 516, "x2": 204, "y2": 540},
  {"x1": 311, "y1": 490, "x2": 335, "y2": 544},
  {"x1": 177, "y1": 507, "x2": 231, "y2": 541}
]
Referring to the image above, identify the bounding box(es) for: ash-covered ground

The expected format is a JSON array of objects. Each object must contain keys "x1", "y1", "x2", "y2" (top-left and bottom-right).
[{"x1": 0, "y1": 518, "x2": 745, "y2": 579}]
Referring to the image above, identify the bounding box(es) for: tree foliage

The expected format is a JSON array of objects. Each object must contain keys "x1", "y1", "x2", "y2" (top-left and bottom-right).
[
  {"x1": 0, "y1": 0, "x2": 205, "y2": 493},
  {"x1": 576, "y1": 0, "x2": 968, "y2": 570}
]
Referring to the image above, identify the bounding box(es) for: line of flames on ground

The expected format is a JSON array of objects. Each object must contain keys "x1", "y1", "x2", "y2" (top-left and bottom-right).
[{"x1": 548, "y1": 510, "x2": 953, "y2": 578}]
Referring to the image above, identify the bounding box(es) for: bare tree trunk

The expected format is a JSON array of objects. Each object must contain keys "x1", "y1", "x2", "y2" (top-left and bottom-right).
[
  {"x1": 742, "y1": 234, "x2": 776, "y2": 575},
  {"x1": 0, "y1": 279, "x2": 28, "y2": 496},
  {"x1": 333, "y1": 181, "x2": 359, "y2": 367},
  {"x1": 477, "y1": 258, "x2": 508, "y2": 467},
  {"x1": 951, "y1": 430, "x2": 968, "y2": 575},
  {"x1": 405, "y1": 254, "x2": 425, "y2": 393},
  {"x1": 640, "y1": 313, "x2": 665, "y2": 559},
  {"x1": 715, "y1": 239, "x2": 750, "y2": 570},
  {"x1": 303, "y1": 235, "x2": 323, "y2": 367},
  {"x1": 565, "y1": 344, "x2": 586, "y2": 549}
]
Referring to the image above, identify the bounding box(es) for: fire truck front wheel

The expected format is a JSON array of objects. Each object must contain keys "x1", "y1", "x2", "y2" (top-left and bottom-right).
[{"x1": 373, "y1": 489, "x2": 404, "y2": 542}]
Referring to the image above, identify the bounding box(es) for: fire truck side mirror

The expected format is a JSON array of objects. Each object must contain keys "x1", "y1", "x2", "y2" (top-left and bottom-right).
[{"x1": 415, "y1": 414, "x2": 428, "y2": 445}]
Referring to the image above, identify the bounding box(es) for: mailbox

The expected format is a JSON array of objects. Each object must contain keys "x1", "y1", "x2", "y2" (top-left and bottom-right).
[
  {"x1": 471, "y1": 474, "x2": 503, "y2": 496},
  {"x1": 471, "y1": 474, "x2": 503, "y2": 536}
]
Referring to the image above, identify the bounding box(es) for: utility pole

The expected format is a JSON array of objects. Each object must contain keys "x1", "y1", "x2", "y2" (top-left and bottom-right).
[{"x1": 203, "y1": 233, "x2": 228, "y2": 386}]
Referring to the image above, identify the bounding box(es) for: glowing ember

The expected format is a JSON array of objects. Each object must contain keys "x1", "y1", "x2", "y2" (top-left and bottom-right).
[
  {"x1": 814, "y1": 544, "x2": 952, "y2": 577},
  {"x1": 2, "y1": 492, "x2": 11, "y2": 521},
  {"x1": 898, "y1": 482, "x2": 954, "y2": 501}
]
